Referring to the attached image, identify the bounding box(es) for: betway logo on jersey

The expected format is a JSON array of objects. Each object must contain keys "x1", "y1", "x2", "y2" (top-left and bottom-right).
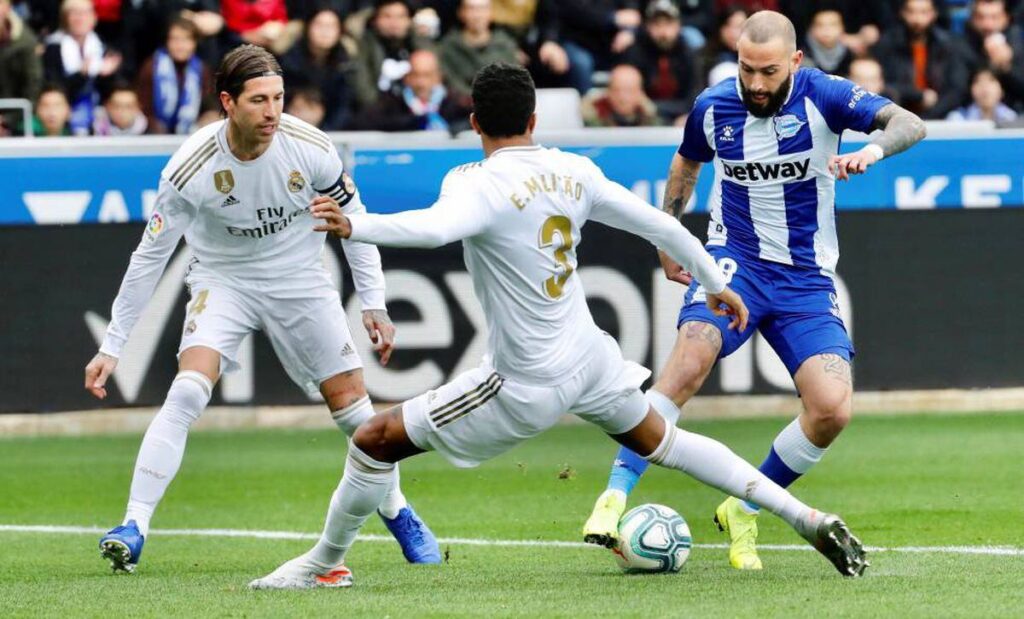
[{"x1": 721, "y1": 158, "x2": 810, "y2": 183}]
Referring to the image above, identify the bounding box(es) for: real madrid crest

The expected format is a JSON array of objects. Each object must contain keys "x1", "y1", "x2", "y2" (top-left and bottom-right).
[
  {"x1": 288, "y1": 170, "x2": 306, "y2": 193},
  {"x1": 213, "y1": 169, "x2": 235, "y2": 194}
]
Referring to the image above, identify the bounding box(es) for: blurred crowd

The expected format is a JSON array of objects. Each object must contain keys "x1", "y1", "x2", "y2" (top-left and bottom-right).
[{"x1": 1, "y1": 0, "x2": 1022, "y2": 137}]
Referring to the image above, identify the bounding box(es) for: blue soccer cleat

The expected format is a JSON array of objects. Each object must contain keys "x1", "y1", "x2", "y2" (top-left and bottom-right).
[
  {"x1": 99, "y1": 520, "x2": 145, "y2": 573},
  {"x1": 378, "y1": 506, "x2": 441, "y2": 564}
]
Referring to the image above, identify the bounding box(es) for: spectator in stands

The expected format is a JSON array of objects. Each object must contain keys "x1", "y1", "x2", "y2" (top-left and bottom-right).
[
  {"x1": 194, "y1": 91, "x2": 223, "y2": 129},
  {"x1": 848, "y1": 56, "x2": 900, "y2": 102},
  {"x1": 32, "y1": 83, "x2": 72, "y2": 136},
  {"x1": 92, "y1": 80, "x2": 148, "y2": 135},
  {"x1": 220, "y1": 0, "x2": 301, "y2": 55},
  {"x1": 352, "y1": 0, "x2": 430, "y2": 111},
  {"x1": 439, "y1": 0, "x2": 519, "y2": 99},
  {"x1": 137, "y1": 16, "x2": 209, "y2": 135},
  {"x1": 802, "y1": 7, "x2": 854, "y2": 76},
  {"x1": 701, "y1": 5, "x2": 745, "y2": 86},
  {"x1": 141, "y1": 1, "x2": 224, "y2": 67},
  {"x1": 782, "y1": 0, "x2": 896, "y2": 57},
  {"x1": 281, "y1": 8, "x2": 356, "y2": 131},
  {"x1": 873, "y1": 0, "x2": 969, "y2": 119},
  {"x1": 558, "y1": 0, "x2": 643, "y2": 93},
  {"x1": 621, "y1": 0, "x2": 699, "y2": 125},
  {"x1": 964, "y1": 0, "x2": 1024, "y2": 110},
  {"x1": 351, "y1": 48, "x2": 471, "y2": 133},
  {"x1": 285, "y1": 85, "x2": 327, "y2": 127},
  {"x1": 0, "y1": 0, "x2": 42, "y2": 103},
  {"x1": 673, "y1": 0, "x2": 715, "y2": 48},
  {"x1": 581, "y1": 64, "x2": 661, "y2": 127},
  {"x1": 43, "y1": 0, "x2": 122, "y2": 136},
  {"x1": 489, "y1": 0, "x2": 569, "y2": 88},
  {"x1": 947, "y1": 66, "x2": 1019, "y2": 122}
]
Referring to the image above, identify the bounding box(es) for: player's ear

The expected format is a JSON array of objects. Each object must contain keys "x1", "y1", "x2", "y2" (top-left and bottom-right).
[
  {"x1": 791, "y1": 49, "x2": 803, "y2": 72},
  {"x1": 469, "y1": 112, "x2": 482, "y2": 136},
  {"x1": 219, "y1": 91, "x2": 234, "y2": 116},
  {"x1": 526, "y1": 112, "x2": 537, "y2": 135}
]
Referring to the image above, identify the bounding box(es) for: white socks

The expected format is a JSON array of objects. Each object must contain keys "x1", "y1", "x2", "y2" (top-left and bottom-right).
[
  {"x1": 329, "y1": 395, "x2": 407, "y2": 519},
  {"x1": 123, "y1": 371, "x2": 213, "y2": 536},
  {"x1": 646, "y1": 389, "x2": 681, "y2": 426},
  {"x1": 308, "y1": 445, "x2": 395, "y2": 568},
  {"x1": 645, "y1": 425, "x2": 814, "y2": 531},
  {"x1": 773, "y1": 417, "x2": 827, "y2": 474}
]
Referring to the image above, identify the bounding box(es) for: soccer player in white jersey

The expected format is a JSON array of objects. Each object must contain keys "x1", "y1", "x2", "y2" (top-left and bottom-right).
[
  {"x1": 584, "y1": 11, "x2": 927, "y2": 571},
  {"x1": 84, "y1": 45, "x2": 440, "y2": 574},
  {"x1": 249, "y1": 62, "x2": 869, "y2": 590}
]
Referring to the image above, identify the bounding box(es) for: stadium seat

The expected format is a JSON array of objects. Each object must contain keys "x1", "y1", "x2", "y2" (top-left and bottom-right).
[{"x1": 534, "y1": 89, "x2": 584, "y2": 131}]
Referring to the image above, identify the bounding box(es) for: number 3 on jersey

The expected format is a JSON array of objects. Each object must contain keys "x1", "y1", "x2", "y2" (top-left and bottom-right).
[{"x1": 539, "y1": 216, "x2": 574, "y2": 299}]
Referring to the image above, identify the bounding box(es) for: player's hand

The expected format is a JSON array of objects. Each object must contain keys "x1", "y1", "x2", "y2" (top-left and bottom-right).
[
  {"x1": 706, "y1": 286, "x2": 749, "y2": 332},
  {"x1": 84, "y1": 352, "x2": 118, "y2": 400},
  {"x1": 657, "y1": 250, "x2": 693, "y2": 286},
  {"x1": 311, "y1": 196, "x2": 352, "y2": 238},
  {"x1": 362, "y1": 309, "x2": 396, "y2": 365},
  {"x1": 829, "y1": 147, "x2": 880, "y2": 181}
]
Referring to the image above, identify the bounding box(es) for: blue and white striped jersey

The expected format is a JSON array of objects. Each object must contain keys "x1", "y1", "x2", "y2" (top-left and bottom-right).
[{"x1": 678, "y1": 68, "x2": 890, "y2": 275}]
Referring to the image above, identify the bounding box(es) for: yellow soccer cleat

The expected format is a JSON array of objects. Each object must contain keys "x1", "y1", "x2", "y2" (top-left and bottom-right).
[
  {"x1": 714, "y1": 496, "x2": 763, "y2": 570},
  {"x1": 583, "y1": 489, "x2": 627, "y2": 548}
]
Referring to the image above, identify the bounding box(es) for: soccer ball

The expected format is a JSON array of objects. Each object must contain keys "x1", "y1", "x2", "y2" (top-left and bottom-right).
[{"x1": 612, "y1": 503, "x2": 692, "y2": 573}]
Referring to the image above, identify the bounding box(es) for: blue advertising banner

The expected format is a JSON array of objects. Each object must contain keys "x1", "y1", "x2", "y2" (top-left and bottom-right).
[{"x1": 1, "y1": 134, "x2": 1022, "y2": 226}]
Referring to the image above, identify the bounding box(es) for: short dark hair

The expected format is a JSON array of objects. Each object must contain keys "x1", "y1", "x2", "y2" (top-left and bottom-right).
[
  {"x1": 103, "y1": 79, "x2": 137, "y2": 104},
  {"x1": 167, "y1": 14, "x2": 200, "y2": 43},
  {"x1": 471, "y1": 62, "x2": 535, "y2": 138},
  {"x1": 215, "y1": 44, "x2": 283, "y2": 109}
]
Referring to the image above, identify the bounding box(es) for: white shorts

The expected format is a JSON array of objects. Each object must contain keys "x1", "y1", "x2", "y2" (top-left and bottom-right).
[
  {"x1": 403, "y1": 333, "x2": 651, "y2": 468},
  {"x1": 178, "y1": 277, "x2": 361, "y2": 396}
]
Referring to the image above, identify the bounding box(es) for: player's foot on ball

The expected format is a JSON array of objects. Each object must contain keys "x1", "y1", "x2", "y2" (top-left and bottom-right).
[
  {"x1": 99, "y1": 520, "x2": 145, "y2": 574},
  {"x1": 799, "y1": 512, "x2": 869, "y2": 578},
  {"x1": 379, "y1": 505, "x2": 441, "y2": 564},
  {"x1": 583, "y1": 489, "x2": 627, "y2": 548},
  {"x1": 714, "y1": 497, "x2": 763, "y2": 570},
  {"x1": 249, "y1": 555, "x2": 354, "y2": 590}
]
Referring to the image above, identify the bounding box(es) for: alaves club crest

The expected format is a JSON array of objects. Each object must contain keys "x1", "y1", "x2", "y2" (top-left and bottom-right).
[
  {"x1": 288, "y1": 170, "x2": 306, "y2": 193},
  {"x1": 214, "y1": 169, "x2": 235, "y2": 194},
  {"x1": 773, "y1": 114, "x2": 805, "y2": 140}
]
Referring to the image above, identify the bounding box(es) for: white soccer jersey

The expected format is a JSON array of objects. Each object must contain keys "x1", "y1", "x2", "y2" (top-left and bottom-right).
[
  {"x1": 348, "y1": 145, "x2": 726, "y2": 386},
  {"x1": 100, "y1": 114, "x2": 385, "y2": 358}
]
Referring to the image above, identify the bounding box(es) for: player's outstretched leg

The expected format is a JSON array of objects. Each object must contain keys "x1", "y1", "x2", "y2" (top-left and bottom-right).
[
  {"x1": 714, "y1": 353, "x2": 853, "y2": 570},
  {"x1": 584, "y1": 321, "x2": 720, "y2": 548},
  {"x1": 619, "y1": 409, "x2": 868, "y2": 577},
  {"x1": 328, "y1": 393, "x2": 440, "y2": 564},
  {"x1": 99, "y1": 369, "x2": 214, "y2": 573},
  {"x1": 251, "y1": 408, "x2": 425, "y2": 589},
  {"x1": 583, "y1": 389, "x2": 679, "y2": 548}
]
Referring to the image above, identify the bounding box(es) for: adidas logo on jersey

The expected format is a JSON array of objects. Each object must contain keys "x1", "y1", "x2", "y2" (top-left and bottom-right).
[
  {"x1": 722, "y1": 158, "x2": 810, "y2": 182},
  {"x1": 340, "y1": 343, "x2": 355, "y2": 357},
  {"x1": 220, "y1": 195, "x2": 240, "y2": 207}
]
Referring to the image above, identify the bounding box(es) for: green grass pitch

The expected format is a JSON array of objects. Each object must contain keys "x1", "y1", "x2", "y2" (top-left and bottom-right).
[{"x1": 1, "y1": 412, "x2": 1022, "y2": 617}]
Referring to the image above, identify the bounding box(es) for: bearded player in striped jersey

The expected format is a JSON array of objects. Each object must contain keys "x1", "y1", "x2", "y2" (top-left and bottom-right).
[
  {"x1": 584, "y1": 11, "x2": 926, "y2": 571},
  {"x1": 249, "y1": 62, "x2": 868, "y2": 590},
  {"x1": 84, "y1": 45, "x2": 440, "y2": 574}
]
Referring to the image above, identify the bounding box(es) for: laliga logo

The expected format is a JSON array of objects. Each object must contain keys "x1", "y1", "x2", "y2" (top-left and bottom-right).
[{"x1": 146, "y1": 212, "x2": 164, "y2": 239}]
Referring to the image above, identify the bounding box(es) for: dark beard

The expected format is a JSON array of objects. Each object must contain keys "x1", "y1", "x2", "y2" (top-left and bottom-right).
[{"x1": 740, "y1": 75, "x2": 792, "y2": 118}]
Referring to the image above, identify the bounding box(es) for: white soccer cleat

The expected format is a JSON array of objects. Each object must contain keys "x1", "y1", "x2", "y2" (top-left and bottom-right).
[{"x1": 248, "y1": 554, "x2": 354, "y2": 590}]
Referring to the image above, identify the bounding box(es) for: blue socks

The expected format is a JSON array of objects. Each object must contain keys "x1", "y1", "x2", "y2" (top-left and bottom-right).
[
  {"x1": 608, "y1": 446, "x2": 650, "y2": 495},
  {"x1": 744, "y1": 418, "x2": 827, "y2": 512},
  {"x1": 605, "y1": 389, "x2": 680, "y2": 496}
]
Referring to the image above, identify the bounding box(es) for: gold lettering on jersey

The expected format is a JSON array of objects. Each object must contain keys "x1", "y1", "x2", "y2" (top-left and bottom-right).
[
  {"x1": 226, "y1": 205, "x2": 310, "y2": 238},
  {"x1": 510, "y1": 173, "x2": 585, "y2": 210},
  {"x1": 538, "y1": 215, "x2": 575, "y2": 299},
  {"x1": 213, "y1": 169, "x2": 235, "y2": 194},
  {"x1": 288, "y1": 170, "x2": 306, "y2": 193}
]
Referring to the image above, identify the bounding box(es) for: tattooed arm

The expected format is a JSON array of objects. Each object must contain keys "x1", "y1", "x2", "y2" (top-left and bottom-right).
[
  {"x1": 830, "y1": 102, "x2": 926, "y2": 181},
  {"x1": 868, "y1": 102, "x2": 928, "y2": 159},
  {"x1": 662, "y1": 153, "x2": 703, "y2": 222},
  {"x1": 657, "y1": 154, "x2": 705, "y2": 285}
]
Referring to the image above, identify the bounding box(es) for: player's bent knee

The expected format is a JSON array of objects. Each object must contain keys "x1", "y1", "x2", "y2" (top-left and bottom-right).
[
  {"x1": 805, "y1": 394, "x2": 853, "y2": 435},
  {"x1": 352, "y1": 412, "x2": 408, "y2": 463}
]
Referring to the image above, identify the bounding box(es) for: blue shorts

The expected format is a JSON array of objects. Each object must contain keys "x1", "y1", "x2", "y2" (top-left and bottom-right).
[{"x1": 678, "y1": 247, "x2": 854, "y2": 376}]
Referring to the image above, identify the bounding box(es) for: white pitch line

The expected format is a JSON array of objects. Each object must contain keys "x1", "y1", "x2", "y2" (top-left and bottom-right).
[{"x1": 1, "y1": 524, "x2": 1022, "y2": 557}]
